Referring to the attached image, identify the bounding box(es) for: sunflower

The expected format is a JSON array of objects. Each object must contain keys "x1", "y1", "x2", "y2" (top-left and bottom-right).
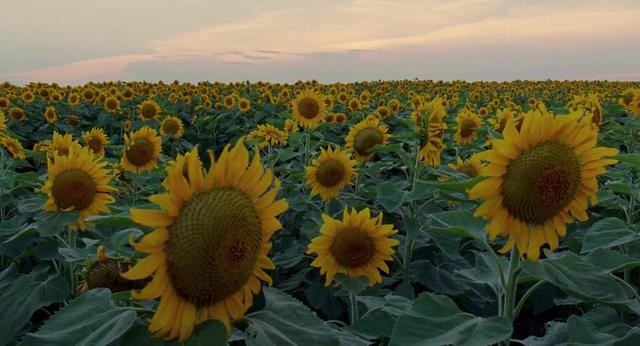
[
  {"x1": 50, "y1": 131, "x2": 82, "y2": 158},
  {"x1": 469, "y1": 110, "x2": 619, "y2": 260},
  {"x1": 307, "y1": 207, "x2": 399, "y2": 286},
  {"x1": 160, "y1": 116, "x2": 185, "y2": 140},
  {"x1": 66, "y1": 115, "x2": 81, "y2": 127},
  {"x1": 418, "y1": 98, "x2": 448, "y2": 167},
  {"x1": 490, "y1": 108, "x2": 518, "y2": 133},
  {"x1": 79, "y1": 246, "x2": 148, "y2": 293},
  {"x1": 335, "y1": 113, "x2": 347, "y2": 123},
  {"x1": 454, "y1": 109, "x2": 482, "y2": 144},
  {"x1": 305, "y1": 146, "x2": 356, "y2": 201},
  {"x1": 104, "y1": 96, "x2": 121, "y2": 113},
  {"x1": 0, "y1": 96, "x2": 9, "y2": 109},
  {"x1": 628, "y1": 98, "x2": 640, "y2": 118},
  {"x1": 237, "y1": 98, "x2": 251, "y2": 112},
  {"x1": 348, "y1": 98, "x2": 361, "y2": 112},
  {"x1": 9, "y1": 107, "x2": 25, "y2": 121},
  {"x1": 138, "y1": 100, "x2": 161, "y2": 120},
  {"x1": 291, "y1": 90, "x2": 327, "y2": 128},
  {"x1": 1, "y1": 135, "x2": 26, "y2": 159},
  {"x1": 448, "y1": 155, "x2": 483, "y2": 177},
  {"x1": 256, "y1": 124, "x2": 288, "y2": 146},
  {"x1": 82, "y1": 128, "x2": 109, "y2": 157},
  {"x1": 284, "y1": 119, "x2": 299, "y2": 133},
  {"x1": 121, "y1": 140, "x2": 288, "y2": 341},
  {"x1": 42, "y1": 146, "x2": 116, "y2": 230},
  {"x1": 345, "y1": 118, "x2": 391, "y2": 163},
  {"x1": 68, "y1": 93, "x2": 81, "y2": 106},
  {"x1": 44, "y1": 106, "x2": 58, "y2": 124},
  {"x1": 0, "y1": 111, "x2": 6, "y2": 132},
  {"x1": 21, "y1": 91, "x2": 35, "y2": 104},
  {"x1": 124, "y1": 119, "x2": 132, "y2": 132},
  {"x1": 223, "y1": 95, "x2": 235, "y2": 109},
  {"x1": 121, "y1": 126, "x2": 162, "y2": 173}
]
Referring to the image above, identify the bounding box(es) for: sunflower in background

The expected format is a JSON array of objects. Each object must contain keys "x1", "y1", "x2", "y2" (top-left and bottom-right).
[
  {"x1": 42, "y1": 146, "x2": 116, "y2": 230},
  {"x1": 121, "y1": 126, "x2": 162, "y2": 173},
  {"x1": 0, "y1": 97, "x2": 10, "y2": 110},
  {"x1": 454, "y1": 109, "x2": 482, "y2": 144},
  {"x1": 160, "y1": 116, "x2": 185, "y2": 140},
  {"x1": 104, "y1": 96, "x2": 121, "y2": 113},
  {"x1": 9, "y1": 107, "x2": 25, "y2": 122},
  {"x1": 469, "y1": 110, "x2": 619, "y2": 259},
  {"x1": 305, "y1": 146, "x2": 356, "y2": 201},
  {"x1": 50, "y1": 131, "x2": 82, "y2": 158},
  {"x1": 122, "y1": 140, "x2": 287, "y2": 341},
  {"x1": 237, "y1": 97, "x2": 251, "y2": 112},
  {"x1": 68, "y1": 93, "x2": 81, "y2": 106},
  {"x1": 0, "y1": 110, "x2": 6, "y2": 132},
  {"x1": 345, "y1": 118, "x2": 391, "y2": 163},
  {"x1": 307, "y1": 207, "x2": 399, "y2": 286},
  {"x1": 44, "y1": 106, "x2": 58, "y2": 124},
  {"x1": 490, "y1": 108, "x2": 518, "y2": 133},
  {"x1": 291, "y1": 90, "x2": 327, "y2": 128},
  {"x1": 418, "y1": 98, "x2": 448, "y2": 167},
  {"x1": 82, "y1": 128, "x2": 109, "y2": 157},
  {"x1": 138, "y1": 100, "x2": 161, "y2": 121},
  {"x1": 1, "y1": 135, "x2": 26, "y2": 159},
  {"x1": 449, "y1": 155, "x2": 483, "y2": 178}
]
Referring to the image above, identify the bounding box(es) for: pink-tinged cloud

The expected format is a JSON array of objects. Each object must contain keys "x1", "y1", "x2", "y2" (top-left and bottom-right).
[
  {"x1": 2, "y1": 0, "x2": 639, "y2": 83},
  {"x1": 0, "y1": 55, "x2": 157, "y2": 84}
]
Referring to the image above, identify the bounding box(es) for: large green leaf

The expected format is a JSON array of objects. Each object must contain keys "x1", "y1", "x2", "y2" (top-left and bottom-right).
[
  {"x1": 581, "y1": 217, "x2": 640, "y2": 253},
  {"x1": 390, "y1": 292, "x2": 512, "y2": 346},
  {"x1": 0, "y1": 274, "x2": 69, "y2": 345},
  {"x1": 376, "y1": 181, "x2": 406, "y2": 212},
  {"x1": 430, "y1": 210, "x2": 487, "y2": 241},
  {"x1": 20, "y1": 288, "x2": 137, "y2": 346},
  {"x1": 245, "y1": 287, "x2": 345, "y2": 346},
  {"x1": 616, "y1": 153, "x2": 640, "y2": 169},
  {"x1": 520, "y1": 251, "x2": 639, "y2": 311}
]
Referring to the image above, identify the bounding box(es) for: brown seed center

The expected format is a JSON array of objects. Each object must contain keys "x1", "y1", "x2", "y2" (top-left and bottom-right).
[
  {"x1": 331, "y1": 229, "x2": 375, "y2": 268},
  {"x1": 52, "y1": 169, "x2": 97, "y2": 211}
]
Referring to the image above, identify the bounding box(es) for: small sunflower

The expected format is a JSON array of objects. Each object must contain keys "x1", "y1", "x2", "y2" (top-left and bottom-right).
[
  {"x1": 121, "y1": 126, "x2": 162, "y2": 173},
  {"x1": 160, "y1": 116, "x2": 185, "y2": 140},
  {"x1": 0, "y1": 97, "x2": 9, "y2": 110},
  {"x1": 66, "y1": 115, "x2": 81, "y2": 127},
  {"x1": 418, "y1": 98, "x2": 448, "y2": 167},
  {"x1": 82, "y1": 128, "x2": 109, "y2": 157},
  {"x1": 44, "y1": 106, "x2": 58, "y2": 124},
  {"x1": 1, "y1": 135, "x2": 26, "y2": 159},
  {"x1": 0, "y1": 111, "x2": 6, "y2": 132},
  {"x1": 448, "y1": 155, "x2": 483, "y2": 177},
  {"x1": 307, "y1": 207, "x2": 399, "y2": 286},
  {"x1": 42, "y1": 146, "x2": 116, "y2": 230},
  {"x1": 50, "y1": 131, "x2": 82, "y2": 158},
  {"x1": 284, "y1": 119, "x2": 299, "y2": 133},
  {"x1": 68, "y1": 93, "x2": 81, "y2": 106},
  {"x1": 305, "y1": 146, "x2": 357, "y2": 201},
  {"x1": 121, "y1": 140, "x2": 288, "y2": 341},
  {"x1": 237, "y1": 98, "x2": 251, "y2": 112},
  {"x1": 490, "y1": 108, "x2": 518, "y2": 133},
  {"x1": 454, "y1": 109, "x2": 482, "y2": 144},
  {"x1": 469, "y1": 110, "x2": 619, "y2": 260},
  {"x1": 9, "y1": 107, "x2": 25, "y2": 121},
  {"x1": 345, "y1": 118, "x2": 391, "y2": 163},
  {"x1": 138, "y1": 100, "x2": 162, "y2": 120},
  {"x1": 256, "y1": 124, "x2": 288, "y2": 146},
  {"x1": 79, "y1": 247, "x2": 148, "y2": 293},
  {"x1": 104, "y1": 96, "x2": 121, "y2": 113},
  {"x1": 291, "y1": 90, "x2": 327, "y2": 128}
]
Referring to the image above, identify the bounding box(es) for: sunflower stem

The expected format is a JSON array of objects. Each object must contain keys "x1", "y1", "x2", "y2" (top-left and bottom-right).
[
  {"x1": 513, "y1": 280, "x2": 545, "y2": 318},
  {"x1": 502, "y1": 247, "x2": 521, "y2": 321},
  {"x1": 349, "y1": 292, "x2": 359, "y2": 325}
]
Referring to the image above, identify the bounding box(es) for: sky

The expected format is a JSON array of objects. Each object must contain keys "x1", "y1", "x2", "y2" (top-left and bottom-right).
[{"x1": 0, "y1": 0, "x2": 639, "y2": 84}]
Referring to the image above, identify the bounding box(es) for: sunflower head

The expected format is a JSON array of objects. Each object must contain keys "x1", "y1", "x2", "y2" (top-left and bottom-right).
[
  {"x1": 291, "y1": 90, "x2": 327, "y2": 128},
  {"x1": 307, "y1": 208, "x2": 399, "y2": 286},
  {"x1": 1, "y1": 136, "x2": 26, "y2": 159},
  {"x1": 237, "y1": 98, "x2": 251, "y2": 112},
  {"x1": 345, "y1": 118, "x2": 391, "y2": 163},
  {"x1": 469, "y1": 110, "x2": 619, "y2": 260},
  {"x1": 82, "y1": 128, "x2": 109, "y2": 157},
  {"x1": 121, "y1": 126, "x2": 162, "y2": 173},
  {"x1": 104, "y1": 96, "x2": 121, "y2": 113},
  {"x1": 42, "y1": 146, "x2": 116, "y2": 230},
  {"x1": 0, "y1": 110, "x2": 6, "y2": 132},
  {"x1": 305, "y1": 146, "x2": 357, "y2": 201},
  {"x1": 160, "y1": 116, "x2": 185, "y2": 139},
  {"x1": 449, "y1": 155, "x2": 483, "y2": 178},
  {"x1": 50, "y1": 131, "x2": 82, "y2": 158},
  {"x1": 122, "y1": 140, "x2": 288, "y2": 341},
  {"x1": 454, "y1": 109, "x2": 482, "y2": 144},
  {"x1": 138, "y1": 100, "x2": 161, "y2": 120},
  {"x1": 9, "y1": 107, "x2": 25, "y2": 121}
]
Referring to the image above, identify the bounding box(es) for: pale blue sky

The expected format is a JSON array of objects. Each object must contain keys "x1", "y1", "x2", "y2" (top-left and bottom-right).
[{"x1": 1, "y1": 0, "x2": 639, "y2": 84}]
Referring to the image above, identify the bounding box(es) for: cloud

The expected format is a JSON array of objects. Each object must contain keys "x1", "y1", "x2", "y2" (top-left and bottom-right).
[{"x1": 3, "y1": 0, "x2": 639, "y2": 83}]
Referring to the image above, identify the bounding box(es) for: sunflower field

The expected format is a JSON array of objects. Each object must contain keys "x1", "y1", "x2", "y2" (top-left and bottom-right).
[{"x1": 1, "y1": 80, "x2": 640, "y2": 345}]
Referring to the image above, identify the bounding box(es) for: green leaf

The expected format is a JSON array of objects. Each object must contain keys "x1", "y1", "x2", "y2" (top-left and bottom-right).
[
  {"x1": 184, "y1": 320, "x2": 228, "y2": 346},
  {"x1": 416, "y1": 176, "x2": 484, "y2": 194},
  {"x1": 390, "y1": 292, "x2": 512, "y2": 346},
  {"x1": 20, "y1": 288, "x2": 137, "y2": 346},
  {"x1": 245, "y1": 287, "x2": 340, "y2": 346},
  {"x1": 376, "y1": 181, "x2": 406, "y2": 212},
  {"x1": 0, "y1": 275, "x2": 69, "y2": 345},
  {"x1": 520, "y1": 251, "x2": 639, "y2": 310},
  {"x1": 334, "y1": 274, "x2": 369, "y2": 295},
  {"x1": 616, "y1": 153, "x2": 640, "y2": 169},
  {"x1": 430, "y1": 210, "x2": 487, "y2": 241},
  {"x1": 369, "y1": 143, "x2": 402, "y2": 153},
  {"x1": 34, "y1": 211, "x2": 80, "y2": 236},
  {"x1": 581, "y1": 217, "x2": 639, "y2": 253}
]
